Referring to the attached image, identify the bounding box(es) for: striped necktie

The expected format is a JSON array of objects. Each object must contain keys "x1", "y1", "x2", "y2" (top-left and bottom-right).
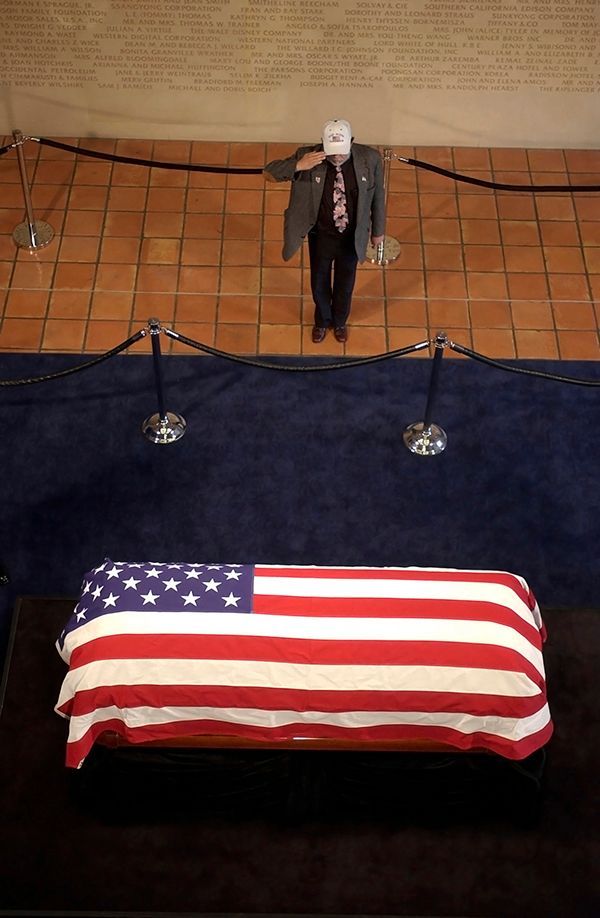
[{"x1": 333, "y1": 165, "x2": 348, "y2": 233}]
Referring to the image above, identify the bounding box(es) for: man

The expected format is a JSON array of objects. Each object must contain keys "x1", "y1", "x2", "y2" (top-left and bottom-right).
[{"x1": 264, "y1": 119, "x2": 385, "y2": 343}]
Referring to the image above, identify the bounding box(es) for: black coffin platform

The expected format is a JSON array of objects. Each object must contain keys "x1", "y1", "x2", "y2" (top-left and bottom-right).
[
  {"x1": 74, "y1": 740, "x2": 547, "y2": 824},
  {"x1": 0, "y1": 596, "x2": 598, "y2": 917}
]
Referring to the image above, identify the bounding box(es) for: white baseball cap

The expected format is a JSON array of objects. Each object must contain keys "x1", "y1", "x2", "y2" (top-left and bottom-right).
[{"x1": 322, "y1": 119, "x2": 352, "y2": 155}]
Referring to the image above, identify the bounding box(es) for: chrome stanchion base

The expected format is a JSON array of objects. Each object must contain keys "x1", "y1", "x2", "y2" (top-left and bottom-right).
[
  {"x1": 366, "y1": 235, "x2": 401, "y2": 265},
  {"x1": 12, "y1": 220, "x2": 54, "y2": 250},
  {"x1": 142, "y1": 411, "x2": 187, "y2": 444},
  {"x1": 403, "y1": 422, "x2": 447, "y2": 456}
]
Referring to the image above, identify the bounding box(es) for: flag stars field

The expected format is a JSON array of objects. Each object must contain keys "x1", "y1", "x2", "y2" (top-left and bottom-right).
[{"x1": 67, "y1": 560, "x2": 255, "y2": 628}]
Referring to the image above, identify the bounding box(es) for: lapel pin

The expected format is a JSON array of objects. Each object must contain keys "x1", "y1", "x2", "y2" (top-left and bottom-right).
[
  {"x1": 361, "y1": 176, "x2": 367, "y2": 182},
  {"x1": 315, "y1": 176, "x2": 321, "y2": 183}
]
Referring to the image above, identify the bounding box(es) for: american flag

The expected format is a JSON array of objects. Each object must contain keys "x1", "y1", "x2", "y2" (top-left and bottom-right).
[{"x1": 55, "y1": 560, "x2": 553, "y2": 768}]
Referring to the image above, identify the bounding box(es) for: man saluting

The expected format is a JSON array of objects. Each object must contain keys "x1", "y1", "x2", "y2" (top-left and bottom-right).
[{"x1": 264, "y1": 119, "x2": 385, "y2": 344}]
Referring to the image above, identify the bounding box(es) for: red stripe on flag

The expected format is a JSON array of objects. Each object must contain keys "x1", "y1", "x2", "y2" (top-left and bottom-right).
[
  {"x1": 67, "y1": 634, "x2": 544, "y2": 686},
  {"x1": 255, "y1": 566, "x2": 536, "y2": 609},
  {"x1": 250, "y1": 596, "x2": 541, "y2": 643},
  {"x1": 65, "y1": 715, "x2": 553, "y2": 768},
  {"x1": 62, "y1": 681, "x2": 548, "y2": 721}
]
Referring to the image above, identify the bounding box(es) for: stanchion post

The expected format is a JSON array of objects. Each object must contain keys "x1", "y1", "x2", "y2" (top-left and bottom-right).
[
  {"x1": 366, "y1": 147, "x2": 401, "y2": 265},
  {"x1": 403, "y1": 332, "x2": 449, "y2": 456},
  {"x1": 142, "y1": 318, "x2": 187, "y2": 444},
  {"x1": 11, "y1": 130, "x2": 54, "y2": 250},
  {"x1": 149, "y1": 317, "x2": 167, "y2": 420}
]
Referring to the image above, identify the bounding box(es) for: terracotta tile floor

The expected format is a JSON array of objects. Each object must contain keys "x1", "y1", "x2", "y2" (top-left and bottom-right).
[{"x1": 0, "y1": 136, "x2": 599, "y2": 359}]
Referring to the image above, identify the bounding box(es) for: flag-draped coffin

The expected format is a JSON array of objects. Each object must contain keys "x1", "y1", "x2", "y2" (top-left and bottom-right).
[{"x1": 56, "y1": 560, "x2": 553, "y2": 768}]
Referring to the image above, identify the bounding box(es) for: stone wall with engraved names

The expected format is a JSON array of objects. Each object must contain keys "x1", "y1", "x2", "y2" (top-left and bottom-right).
[{"x1": 0, "y1": 0, "x2": 598, "y2": 146}]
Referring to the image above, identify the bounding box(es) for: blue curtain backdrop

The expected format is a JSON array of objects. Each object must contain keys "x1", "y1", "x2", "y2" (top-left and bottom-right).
[{"x1": 1, "y1": 352, "x2": 599, "y2": 659}]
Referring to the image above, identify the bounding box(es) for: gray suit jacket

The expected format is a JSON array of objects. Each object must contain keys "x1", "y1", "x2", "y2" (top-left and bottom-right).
[{"x1": 264, "y1": 143, "x2": 385, "y2": 262}]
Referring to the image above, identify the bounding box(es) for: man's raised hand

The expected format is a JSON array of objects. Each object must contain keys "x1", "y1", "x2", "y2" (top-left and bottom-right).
[{"x1": 295, "y1": 151, "x2": 327, "y2": 171}]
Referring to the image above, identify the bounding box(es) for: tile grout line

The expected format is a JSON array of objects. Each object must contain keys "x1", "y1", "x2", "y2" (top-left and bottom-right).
[
  {"x1": 380, "y1": 143, "x2": 389, "y2": 355},
  {"x1": 31, "y1": 140, "x2": 68, "y2": 354},
  {"x1": 567, "y1": 160, "x2": 597, "y2": 341},
  {"x1": 491, "y1": 150, "x2": 517, "y2": 359},
  {"x1": 454, "y1": 144, "x2": 470, "y2": 354},
  {"x1": 414, "y1": 146, "x2": 430, "y2": 347},
  {"x1": 81, "y1": 139, "x2": 109, "y2": 353},
  {"x1": 127, "y1": 138, "x2": 151, "y2": 353},
  {"x1": 168, "y1": 139, "x2": 192, "y2": 355},
  {"x1": 256, "y1": 140, "x2": 266, "y2": 356},
  {"x1": 88, "y1": 138, "x2": 115, "y2": 354},
  {"x1": 210, "y1": 141, "x2": 228, "y2": 354},
  {"x1": 527, "y1": 146, "x2": 558, "y2": 360}
]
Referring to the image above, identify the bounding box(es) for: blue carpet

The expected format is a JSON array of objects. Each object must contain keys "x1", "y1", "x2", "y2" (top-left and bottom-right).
[{"x1": 1, "y1": 351, "x2": 599, "y2": 656}]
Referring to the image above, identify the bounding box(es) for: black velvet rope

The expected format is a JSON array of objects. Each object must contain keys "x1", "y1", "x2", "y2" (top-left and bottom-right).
[
  {"x1": 0, "y1": 143, "x2": 13, "y2": 156},
  {"x1": 399, "y1": 156, "x2": 600, "y2": 193},
  {"x1": 449, "y1": 341, "x2": 600, "y2": 386},
  {"x1": 34, "y1": 137, "x2": 264, "y2": 174},
  {"x1": 163, "y1": 327, "x2": 430, "y2": 370},
  {"x1": 1, "y1": 323, "x2": 598, "y2": 388},
  {"x1": 31, "y1": 138, "x2": 600, "y2": 191},
  {"x1": 0, "y1": 331, "x2": 145, "y2": 387}
]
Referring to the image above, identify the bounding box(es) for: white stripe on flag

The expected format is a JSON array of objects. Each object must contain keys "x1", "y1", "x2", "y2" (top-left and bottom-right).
[
  {"x1": 60, "y1": 612, "x2": 544, "y2": 673},
  {"x1": 66, "y1": 700, "x2": 552, "y2": 746},
  {"x1": 254, "y1": 575, "x2": 533, "y2": 622},
  {"x1": 56, "y1": 657, "x2": 542, "y2": 712}
]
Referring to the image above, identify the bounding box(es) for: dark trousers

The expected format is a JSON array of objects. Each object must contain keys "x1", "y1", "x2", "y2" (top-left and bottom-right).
[{"x1": 308, "y1": 232, "x2": 359, "y2": 328}]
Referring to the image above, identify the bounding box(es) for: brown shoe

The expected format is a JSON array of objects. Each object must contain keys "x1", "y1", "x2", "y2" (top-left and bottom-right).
[
  {"x1": 311, "y1": 326, "x2": 327, "y2": 343},
  {"x1": 334, "y1": 325, "x2": 348, "y2": 343}
]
